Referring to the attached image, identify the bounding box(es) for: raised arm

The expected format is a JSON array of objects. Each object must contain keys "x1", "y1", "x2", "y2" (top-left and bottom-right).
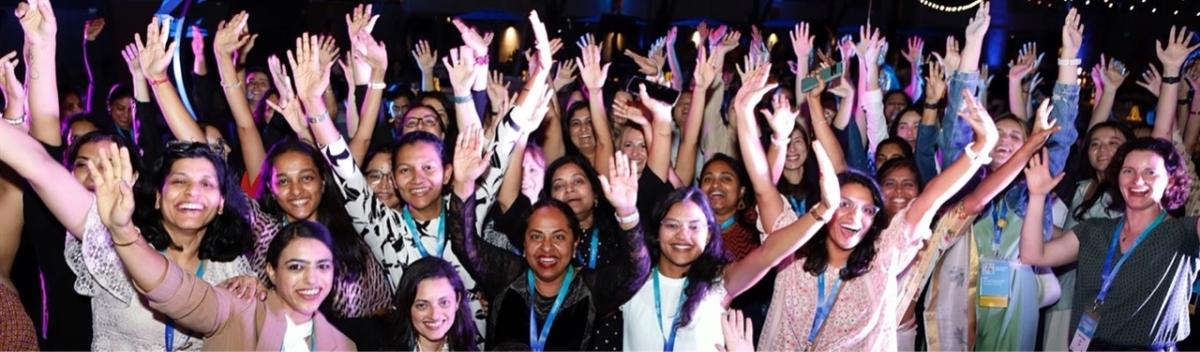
[
  {"x1": 1007, "y1": 43, "x2": 1037, "y2": 121},
  {"x1": 789, "y1": 22, "x2": 814, "y2": 101},
  {"x1": 577, "y1": 34, "x2": 615, "y2": 175},
  {"x1": 1090, "y1": 55, "x2": 1127, "y2": 130},
  {"x1": 0, "y1": 117, "x2": 91, "y2": 237},
  {"x1": 1018, "y1": 150, "x2": 1078, "y2": 267},
  {"x1": 349, "y1": 30, "x2": 388, "y2": 164},
  {"x1": 857, "y1": 25, "x2": 888, "y2": 156},
  {"x1": 665, "y1": 28, "x2": 683, "y2": 91},
  {"x1": 733, "y1": 63, "x2": 790, "y2": 232},
  {"x1": 590, "y1": 152, "x2": 650, "y2": 313},
  {"x1": 0, "y1": 53, "x2": 27, "y2": 134},
  {"x1": 723, "y1": 142, "x2": 839, "y2": 305},
  {"x1": 17, "y1": 0, "x2": 60, "y2": 146},
  {"x1": 443, "y1": 46, "x2": 484, "y2": 133},
  {"x1": 450, "y1": 127, "x2": 526, "y2": 298},
  {"x1": 675, "y1": 46, "x2": 718, "y2": 184},
  {"x1": 138, "y1": 16, "x2": 202, "y2": 142},
  {"x1": 937, "y1": 3, "x2": 989, "y2": 164},
  {"x1": 1151, "y1": 26, "x2": 1200, "y2": 140},
  {"x1": 906, "y1": 90, "x2": 997, "y2": 233},
  {"x1": 211, "y1": 13, "x2": 265, "y2": 179},
  {"x1": 902, "y1": 36, "x2": 926, "y2": 100},
  {"x1": 412, "y1": 40, "x2": 437, "y2": 92},
  {"x1": 915, "y1": 62, "x2": 946, "y2": 183},
  {"x1": 120, "y1": 44, "x2": 151, "y2": 103},
  {"x1": 805, "y1": 77, "x2": 847, "y2": 174}
]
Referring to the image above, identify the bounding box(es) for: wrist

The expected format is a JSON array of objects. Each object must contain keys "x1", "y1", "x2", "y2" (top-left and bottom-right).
[{"x1": 110, "y1": 225, "x2": 142, "y2": 247}]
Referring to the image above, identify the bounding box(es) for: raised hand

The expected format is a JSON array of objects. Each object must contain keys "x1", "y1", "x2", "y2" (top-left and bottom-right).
[
  {"x1": 638, "y1": 83, "x2": 674, "y2": 124},
  {"x1": 487, "y1": 71, "x2": 515, "y2": 116},
  {"x1": 828, "y1": 74, "x2": 855, "y2": 99},
  {"x1": 925, "y1": 61, "x2": 947, "y2": 104},
  {"x1": 855, "y1": 25, "x2": 884, "y2": 66},
  {"x1": 135, "y1": 16, "x2": 180, "y2": 82},
  {"x1": 837, "y1": 35, "x2": 856, "y2": 61},
  {"x1": 452, "y1": 18, "x2": 493, "y2": 55},
  {"x1": 1138, "y1": 65, "x2": 1163, "y2": 97},
  {"x1": 443, "y1": 46, "x2": 479, "y2": 94},
  {"x1": 1061, "y1": 7, "x2": 1084, "y2": 60},
  {"x1": 624, "y1": 48, "x2": 663, "y2": 76},
  {"x1": 15, "y1": 0, "x2": 57, "y2": 45},
  {"x1": 84, "y1": 17, "x2": 105, "y2": 42},
  {"x1": 0, "y1": 52, "x2": 24, "y2": 113},
  {"x1": 959, "y1": 89, "x2": 999, "y2": 153},
  {"x1": 237, "y1": 32, "x2": 259, "y2": 66},
  {"x1": 87, "y1": 143, "x2": 137, "y2": 232},
  {"x1": 452, "y1": 125, "x2": 491, "y2": 190},
  {"x1": 552, "y1": 60, "x2": 578, "y2": 92},
  {"x1": 763, "y1": 91, "x2": 799, "y2": 142},
  {"x1": 599, "y1": 151, "x2": 640, "y2": 217},
  {"x1": 214, "y1": 12, "x2": 250, "y2": 59},
  {"x1": 693, "y1": 46, "x2": 720, "y2": 90},
  {"x1": 1156, "y1": 26, "x2": 1200, "y2": 75},
  {"x1": 120, "y1": 43, "x2": 142, "y2": 78},
  {"x1": 714, "y1": 30, "x2": 742, "y2": 55},
  {"x1": 902, "y1": 36, "x2": 924, "y2": 64},
  {"x1": 287, "y1": 33, "x2": 333, "y2": 101},
  {"x1": 345, "y1": 4, "x2": 379, "y2": 36},
  {"x1": 612, "y1": 97, "x2": 651, "y2": 133},
  {"x1": 576, "y1": 34, "x2": 611, "y2": 91},
  {"x1": 1029, "y1": 99, "x2": 1059, "y2": 146},
  {"x1": 1008, "y1": 42, "x2": 1037, "y2": 81},
  {"x1": 1024, "y1": 149, "x2": 1065, "y2": 196},
  {"x1": 1098, "y1": 54, "x2": 1128, "y2": 89},
  {"x1": 190, "y1": 25, "x2": 205, "y2": 57},
  {"x1": 716, "y1": 309, "x2": 755, "y2": 352},
  {"x1": 528, "y1": 11, "x2": 553, "y2": 75},
  {"x1": 789, "y1": 22, "x2": 814, "y2": 70},
  {"x1": 353, "y1": 30, "x2": 387, "y2": 72},
  {"x1": 266, "y1": 55, "x2": 306, "y2": 135},
  {"x1": 316, "y1": 35, "x2": 339, "y2": 69},
  {"x1": 412, "y1": 40, "x2": 438, "y2": 73},
  {"x1": 732, "y1": 63, "x2": 776, "y2": 115},
  {"x1": 933, "y1": 36, "x2": 961, "y2": 73},
  {"x1": 964, "y1": 1, "x2": 991, "y2": 44}
]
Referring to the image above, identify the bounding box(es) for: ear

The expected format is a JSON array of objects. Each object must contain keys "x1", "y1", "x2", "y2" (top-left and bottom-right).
[
  {"x1": 218, "y1": 196, "x2": 225, "y2": 215},
  {"x1": 155, "y1": 192, "x2": 161, "y2": 210},
  {"x1": 265, "y1": 264, "x2": 276, "y2": 285},
  {"x1": 442, "y1": 164, "x2": 453, "y2": 186}
]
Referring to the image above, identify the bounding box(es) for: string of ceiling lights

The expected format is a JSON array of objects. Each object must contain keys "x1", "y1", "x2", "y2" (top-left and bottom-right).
[{"x1": 920, "y1": 0, "x2": 1198, "y2": 16}]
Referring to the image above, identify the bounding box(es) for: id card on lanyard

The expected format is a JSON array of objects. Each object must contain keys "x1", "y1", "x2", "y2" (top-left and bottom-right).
[
  {"x1": 979, "y1": 200, "x2": 1013, "y2": 308},
  {"x1": 1069, "y1": 213, "x2": 1166, "y2": 352}
]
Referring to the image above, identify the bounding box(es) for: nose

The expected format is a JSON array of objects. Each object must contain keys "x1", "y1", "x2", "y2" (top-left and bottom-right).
[{"x1": 849, "y1": 207, "x2": 865, "y2": 224}]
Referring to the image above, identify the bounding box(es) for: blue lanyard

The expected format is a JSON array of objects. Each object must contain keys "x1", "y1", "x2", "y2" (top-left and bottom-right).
[
  {"x1": 719, "y1": 216, "x2": 736, "y2": 232},
  {"x1": 402, "y1": 206, "x2": 446, "y2": 258},
  {"x1": 789, "y1": 195, "x2": 807, "y2": 216},
  {"x1": 989, "y1": 199, "x2": 1008, "y2": 257},
  {"x1": 576, "y1": 228, "x2": 600, "y2": 269},
  {"x1": 652, "y1": 267, "x2": 688, "y2": 352},
  {"x1": 527, "y1": 266, "x2": 576, "y2": 352},
  {"x1": 1095, "y1": 212, "x2": 1166, "y2": 306},
  {"x1": 165, "y1": 260, "x2": 207, "y2": 351},
  {"x1": 807, "y1": 270, "x2": 843, "y2": 344}
]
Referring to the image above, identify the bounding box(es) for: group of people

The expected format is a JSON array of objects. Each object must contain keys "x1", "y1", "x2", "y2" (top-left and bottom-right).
[{"x1": 0, "y1": 0, "x2": 1199, "y2": 350}]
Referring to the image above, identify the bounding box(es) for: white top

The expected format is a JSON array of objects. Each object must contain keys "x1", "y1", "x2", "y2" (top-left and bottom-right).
[
  {"x1": 282, "y1": 315, "x2": 314, "y2": 352},
  {"x1": 621, "y1": 274, "x2": 726, "y2": 352}
]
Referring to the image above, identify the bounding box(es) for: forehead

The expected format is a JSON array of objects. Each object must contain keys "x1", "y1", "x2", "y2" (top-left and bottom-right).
[
  {"x1": 1090, "y1": 127, "x2": 1124, "y2": 141},
  {"x1": 1123, "y1": 150, "x2": 1166, "y2": 169},
  {"x1": 665, "y1": 200, "x2": 706, "y2": 221},
  {"x1": 247, "y1": 72, "x2": 270, "y2": 81},
  {"x1": 169, "y1": 157, "x2": 219, "y2": 177},
  {"x1": 76, "y1": 139, "x2": 115, "y2": 158},
  {"x1": 620, "y1": 130, "x2": 645, "y2": 143},
  {"x1": 842, "y1": 182, "x2": 875, "y2": 204},
  {"x1": 885, "y1": 94, "x2": 908, "y2": 103},
  {"x1": 882, "y1": 166, "x2": 916, "y2": 181},
  {"x1": 273, "y1": 151, "x2": 317, "y2": 171},
  {"x1": 702, "y1": 160, "x2": 736, "y2": 175},
  {"x1": 281, "y1": 238, "x2": 333, "y2": 262},
  {"x1": 899, "y1": 111, "x2": 921, "y2": 123},
  {"x1": 367, "y1": 152, "x2": 393, "y2": 168},
  {"x1": 570, "y1": 108, "x2": 590, "y2": 119},
  {"x1": 395, "y1": 142, "x2": 442, "y2": 163},
  {"x1": 879, "y1": 143, "x2": 905, "y2": 155},
  {"x1": 552, "y1": 163, "x2": 586, "y2": 180},
  {"x1": 415, "y1": 278, "x2": 455, "y2": 298},
  {"x1": 529, "y1": 206, "x2": 571, "y2": 230},
  {"x1": 405, "y1": 106, "x2": 438, "y2": 119},
  {"x1": 421, "y1": 97, "x2": 445, "y2": 110},
  {"x1": 995, "y1": 119, "x2": 1025, "y2": 133}
]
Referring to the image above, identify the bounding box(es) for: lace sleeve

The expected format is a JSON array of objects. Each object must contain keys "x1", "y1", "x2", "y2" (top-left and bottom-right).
[
  {"x1": 64, "y1": 200, "x2": 137, "y2": 304},
  {"x1": 448, "y1": 195, "x2": 524, "y2": 300},
  {"x1": 585, "y1": 224, "x2": 650, "y2": 316}
]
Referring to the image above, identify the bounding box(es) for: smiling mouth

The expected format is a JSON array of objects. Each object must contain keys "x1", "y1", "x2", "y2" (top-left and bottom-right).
[
  {"x1": 296, "y1": 287, "x2": 322, "y2": 301},
  {"x1": 288, "y1": 199, "x2": 311, "y2": 208},
  {"x1": 177, "y1": 202, "x2": 206, "y2": 213}
]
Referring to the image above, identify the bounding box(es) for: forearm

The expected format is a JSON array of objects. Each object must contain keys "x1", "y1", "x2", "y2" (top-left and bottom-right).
[
  {"x1": 1008, "y1": 78, "x2": 1028, "y2": 120},
  {"x1": 832, "y1": 93, "x2": 854, "y2": 129},
  {"x1": 907, "y1": 140, "x2": 987, "y2": 230},
  {"x1": 809, "y1": 99, "x2": 846, "y2": 172},
  {"x1": 497, "y1": 137, "x2": 527, "y2": 213},
  {"x1": 0, "y1": 122, "x2": 91, "y2": 236},
  {"x1": 939, "y1": 72, "x2": 980, "y2": 163},
  {"x1": 322, "y1": 87, "x2": 339, "y2": 122},
  {"x1": 110, "y1": 225, "x2": 171, "y2": 292},
  {"x1": 724, "y1": 206, "x2": 830, "y2": 303},
  {"x1": 453, "y1": 88, "x2": 482, "y2": 133},
  {"x1": 667, "y1": 47, "x2": 682, "y2": 91},
  {"x1": 1154, "y1": 81, "x2": 1182, "y2": 139},
  {"x1": 26, "y1": 43, "x2": 60, "y2": 146},
  {"x1": 150, "y1": 81, "x2": 206, "y2": 142},
  {"x1": 352, "y1": 71, "x2": 386, "y2": 163},
  {"x1": 420, "y1": 69, "x2": 434, "y2": 92},
  {"x1": 864, "y1": 87, "x2": 888, "y2": 154},
  {"x1": 964, "y1": 139, "x2": 1042, "y2": 214},
  {"x1": 675, "y1": 89, "x2": 706, "y2": 183},
  {"x1": 734, "y1": 108, "x2": 783, "y2": 230},
  {"x1": 345, "y1": 92, "x2": 359, "y2": 138},
  {"x1": 131, "y1": 73, "x2": 151, "y2": 103},
  {"x1": 1188, "y1": 93, "x2": 1200, "y2": 151},
  {"x1": 587, "y1": 90, "x2": 613, "y2": 174},
  {"x1": 303, "y1": 97, "x2": 341, "y2": 148},
  {"x1": 1090, "y1": 90, "x2": 1118, "y2": 130},
  {"x1": 1017, "y1": 193, "x2": 1052, "y2": 266},
  {"x1": 1047, "y1": 83, "x2": 1081, "y2": 174},
  {"x1": 905, "y1": 62, "x2": 923, "y2": 100},
  {"x1": 766, "y1": 141, "x2": 785, "y2": 184}
]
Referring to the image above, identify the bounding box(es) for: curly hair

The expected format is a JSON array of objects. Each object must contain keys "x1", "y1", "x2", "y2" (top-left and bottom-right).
[
  {"x1": 799, "y1": 170, "x2": 886, "y2": 280},
  {"x1": 390, "y1": 257, "x2": 480, "y2": 352},
  {"x1": 133, "y1": 142, "x2": 252, "y2": 262},
  {"x1": 644, "y1": 187, "x2": 731, "y2": 328},
  {"x1": 257, "y1": 139, "x2": 370, "y2": 279},
  {"x1": 1103, "y1": 137, "x2": 1191, "y2": 212}
]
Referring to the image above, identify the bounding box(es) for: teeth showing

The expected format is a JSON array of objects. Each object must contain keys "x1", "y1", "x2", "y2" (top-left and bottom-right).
[
  {"x1": 179, "y1": 203, "x2": 204, "y2": 211},
  {"x1": 297, "y1": 288, "x2": 321, "y2": 299},
  {"x1": 537, "y1": 257, "x2": 557, "y2": 265},
  {"x1": 670, "y1": 244, "x2": 693, "y2": 251},
  {"x1": 423, "y1": 320, "x2": 446, "y2": 330},
  {"x1": 840, "y1": 223, "x2": 862, "y2": 232},
  {"x1": 410, "y1": 187, "x2": 430, "y2": 196},
  {"x1": 289, "y1": 199, "x2": 310, "y2": 207},
  {"x1": 889, "y1": 198, "x2": 909, "y2": 205}
]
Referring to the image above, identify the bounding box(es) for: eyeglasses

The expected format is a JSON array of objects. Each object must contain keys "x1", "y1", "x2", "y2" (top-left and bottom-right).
[
  {"x1": 403, "y1": 115, "x2": 440, "y2": 130},
  {"x1": 837, "y1": 198, "x2": 880, "y2": 217},
  {"x1": 365, "y1": 170, "x2": 393, "y2": 186}
]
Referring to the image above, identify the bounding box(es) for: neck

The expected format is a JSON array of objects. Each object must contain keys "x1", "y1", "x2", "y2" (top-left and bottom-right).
[
  {"x1": 161, "y1": 224, "x2": 205, "y2": 265},
  {"x1": 716, "y1": 211, "x2": 735, "y2": 227},
  {"x1": 1125, "y1": 204, "x2": 1164, "y2": 232},
  {"x1": 284, "y1": 303, "x2": 314, "y2": 325},
  {"x1": 578, "y1": 211, "x2": 594, "y2": 230},
  {"x1": 824, "y1": 237, "x2": 851, "y2": 269},
  {"x1": 783, "y1": 166, "x2": 803, "y2": 184},
  {"x1": 415, "y1": 334, "x2": 446, "y2": 352},
  {"x1": 409, "y1": 200, "x2": 444, "y2": 222},
  {"x1": 656, "y1": 257, "x2": 689, "y2": 279},
  {"x1": 534, "y1": 270, "x2": 568, "y2": 297}
]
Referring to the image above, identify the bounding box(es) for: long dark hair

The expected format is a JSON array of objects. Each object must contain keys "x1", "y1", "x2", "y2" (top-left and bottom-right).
[
  {"x1": 64, "y1": 131, "x2": 142, "y2": 171},
  {"x1": 1073, "y1": 121, "x2": 1136, "y2": 221},
  {"x1": 133, "y1": 142, "x2": 252, "y2": 262},
  {"x1": 1101, "y1": 137, "x2": 1191, "y2": 212},
  {"x1": 701, "y1": 154, "x2": 759, "y2": 231},
  {"x1": 799, "y1": 171, "x2": 886, "y2": 280},
  {"x1": 777, "y1": 124, "x2": 819, "y2": 211},
  {"x1": 257, "y1": 138, "x2": 369, "y2": 278},
  {"x1": 645, "y1": 187, "x2": 731, "y2": 328},
  {"x1": 390, "y1": 257, "x2": 480, "y2": 352},
  {"x1": 525, "y1": 199, "x2": 584, "y2": 246},
  {"x1": 560, "y1": 102, "x2": 592, "y2": 158}
]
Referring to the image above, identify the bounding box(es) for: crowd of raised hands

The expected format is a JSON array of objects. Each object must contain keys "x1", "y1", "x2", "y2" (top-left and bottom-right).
[{"x1": 2, "y1": 0, "x2": 1200, "y2": 350}]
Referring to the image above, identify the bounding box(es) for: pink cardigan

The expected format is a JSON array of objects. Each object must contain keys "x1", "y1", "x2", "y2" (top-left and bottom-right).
[{"x1": 138, "y1": 261, "x2": 357, "y2": 351}]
